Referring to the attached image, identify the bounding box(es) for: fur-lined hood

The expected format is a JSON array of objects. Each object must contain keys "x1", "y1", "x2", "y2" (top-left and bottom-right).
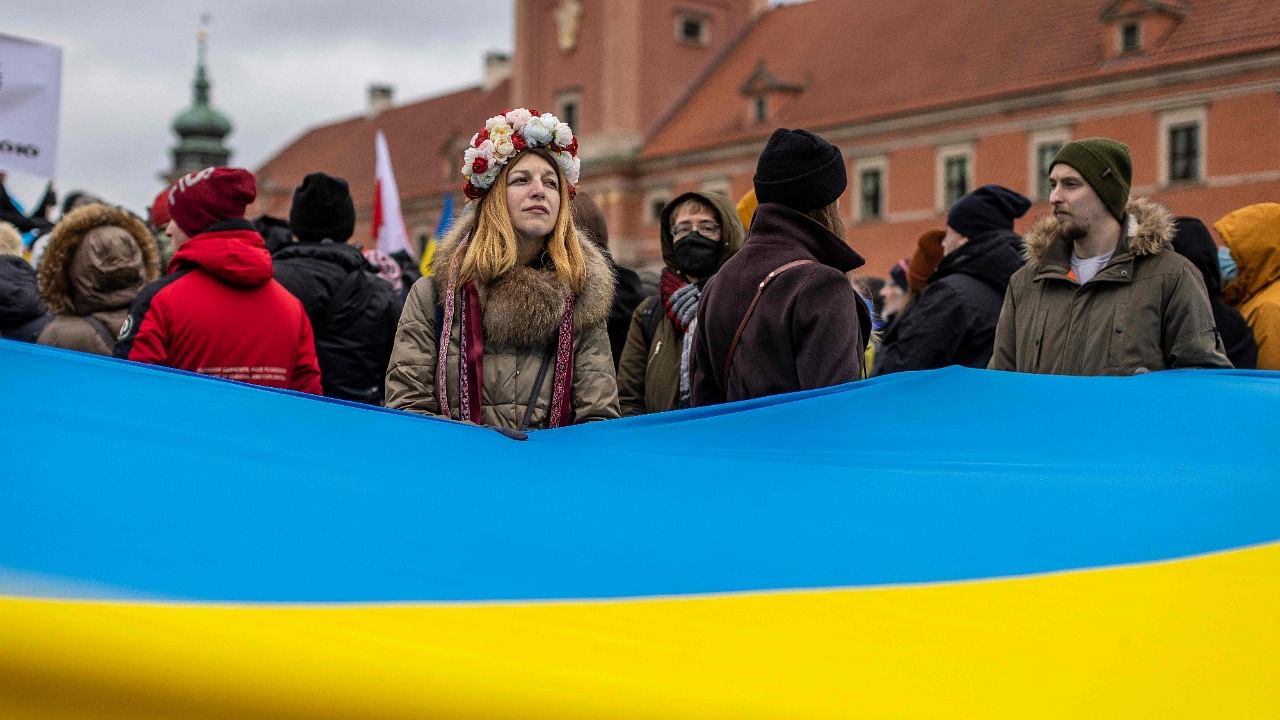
[
  {"x1": 1022, "y1": 197, "x2": 1173, "y2": 265},
  {"x1": 429, "y1": 204, "x2": 615, "y2": 347},
  {"x1": 37, "y1": 203, "x2": 159, "y2": 315}
]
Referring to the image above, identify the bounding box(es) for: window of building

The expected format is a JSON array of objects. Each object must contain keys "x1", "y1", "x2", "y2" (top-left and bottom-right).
[
  {"x1": 643, "y1": 189, "x2": 671, "y2": 226},
  {"x1": 935, "y1": 143, "x2": 974, "y2": 211},
  {"x1": 1121, "y1": 22, "x2": 1141, "y2": 52},
  {"x1": 555, "y1": 89, "x2": 582, "y2": 135},
  {"x1": 852, "y1": 155, "x2": 888, "y2": 223},
  {"x1": 1168, "y1": 124, "x2": 1199, "y2": 182},
  {"x1": 1158, "y1": 107, "x2": 1207, "y2": 186},
  {"x1": 944, "y1": 157, "x2": 969, "y2": 207},
  {"x1": 675, "y1": 12, "x2": 709, "y2": 46},
  {"x1": 860, "y1": 169, "x2": 883, "y2": 220},
  {"x1": 1036, "y1": 143, "x2": 1063, "y2": 200},
  {"x1": 753, "y1": 95, "x2": 768, "y2": 124},
  {"x1": 1026, "y1": 128, "x2": 1070, "y2": 202}
]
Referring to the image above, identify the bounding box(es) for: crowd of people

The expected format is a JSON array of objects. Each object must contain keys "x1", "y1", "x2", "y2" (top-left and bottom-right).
[{"x1": 3, "y1": 112, "x2": 1278, "y2": 431}]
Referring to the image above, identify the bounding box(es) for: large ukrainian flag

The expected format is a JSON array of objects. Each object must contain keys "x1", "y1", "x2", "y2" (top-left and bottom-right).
[{"x1": 2, "y1": 339, "x2": 1277, "y2": 718}]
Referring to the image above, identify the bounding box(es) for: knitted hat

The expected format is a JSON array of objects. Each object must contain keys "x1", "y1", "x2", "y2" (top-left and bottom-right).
[
  {"x1": 753, "y1": 128, "x2": 846, "y2": 211},
  {"x1": 907, "y1": 229, "x2": 945, "y2": 291},
  {"x1": 290, "y1": 172, "x2": 355, "y2": 242},
  {"x1": 888, "y1": 258, "x2": 909, "y2": 292},
  {"x1": 947, "y1": 184, "x2": 1031, "y2": 239},
  {"x1": 1050, "y1": 138, "x2": 1132, "y2": 223},
  {"x1": 149, "y1": 189, "x2": 170, "y2": 230},
  {"x1": 167, "y1": 167, "x2": 257, "y2": 236}
]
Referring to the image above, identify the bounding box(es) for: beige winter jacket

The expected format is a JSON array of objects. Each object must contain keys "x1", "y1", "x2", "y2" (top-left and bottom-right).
[
  {"x1": 36, "y1": 204, "x2": 160, "y2": 355},
  {"x1": 385, "y1": 210, "x2": 620, "y2": 428}
]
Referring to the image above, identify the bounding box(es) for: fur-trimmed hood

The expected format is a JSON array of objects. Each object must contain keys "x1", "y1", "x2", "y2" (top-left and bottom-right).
[
  {"x1": 1022, "y1": 197, "x2": 1173, "y2": 265},
  {"x1": 429, "y1": 204, "x2": 615, "y2": 347},
  {"x1": 37, "y1": 203, "x2": 160, "y2": 316}
]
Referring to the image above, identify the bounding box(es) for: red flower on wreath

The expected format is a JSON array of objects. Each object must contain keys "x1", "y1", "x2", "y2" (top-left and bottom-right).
[
  {"x1": 512, "y1": 134, "x2": 528, "y2": 151},
  {"x1": 463, "y1": 181, "x2": 484, "y2": 200},
  {"x1": 471, "y1": 157, "x2": 489, "y2": 174},
  {"x1": 566, "y1": 137, "x2": 578, "y2": 157},
  {"x1": 473, "y1": 128, "x2": 489, "y2": 147}
]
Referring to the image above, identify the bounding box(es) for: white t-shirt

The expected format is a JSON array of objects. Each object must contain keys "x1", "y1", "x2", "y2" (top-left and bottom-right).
[{"x1": 1071, "y1": 251, "x2": 1114, "y2": 285}]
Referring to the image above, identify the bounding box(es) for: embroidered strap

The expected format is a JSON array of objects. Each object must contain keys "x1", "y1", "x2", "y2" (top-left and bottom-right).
[
  {"x1": 549, "y1": 290, "x2": 576, "y2": 427},
  {"x1": 723, "y1": 259, "x2": 815, "y2": 385},
  {"x1": 436, "y1": 234, "x2": 471, "y2": 419}
]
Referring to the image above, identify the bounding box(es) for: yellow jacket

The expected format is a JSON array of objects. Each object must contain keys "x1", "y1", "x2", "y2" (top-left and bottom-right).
[{"x1": 1218, "y1": 203, "x2": 1280, "y2": 370}]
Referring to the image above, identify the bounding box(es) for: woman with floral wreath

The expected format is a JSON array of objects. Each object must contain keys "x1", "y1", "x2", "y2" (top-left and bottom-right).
[{"x1": 385, "y1": 108, "x2": 620, "y2": 429}]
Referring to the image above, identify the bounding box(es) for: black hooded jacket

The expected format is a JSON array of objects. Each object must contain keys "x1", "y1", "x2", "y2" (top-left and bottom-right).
[
  {"x1": 874, "y1": 228, "x2": 1023, "y2": 374},
  {"x1": 272, "y1": 241, "x2": 403, "y2": 404},
  {"x1": 0, "y1": 255, "x2": 52, "y2": 342},
  {"x1": 1172, "y1": 217, "x2": 1257, "y2": 369}
]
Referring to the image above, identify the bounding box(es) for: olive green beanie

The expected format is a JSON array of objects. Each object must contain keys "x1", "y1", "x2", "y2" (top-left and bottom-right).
[{"x1": 1051, "y1": 138, "x2": 1132, "y2": 223}]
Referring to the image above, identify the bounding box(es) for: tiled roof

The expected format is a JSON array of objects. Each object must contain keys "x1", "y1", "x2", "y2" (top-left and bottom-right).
[
  {"x1": 640, "y1": 0, "x2": 1280, "y2": 159},
  {"x1": 253, "y1": 79, "x2": 511, "y2": 216}
]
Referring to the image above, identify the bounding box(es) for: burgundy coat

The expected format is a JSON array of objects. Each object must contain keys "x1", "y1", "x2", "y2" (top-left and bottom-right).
[{"x1": 690, "y1": 203, "x2": 867, "y2": 406}]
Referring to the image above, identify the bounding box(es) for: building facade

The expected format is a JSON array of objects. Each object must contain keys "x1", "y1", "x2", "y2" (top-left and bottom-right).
[{"x1": 252, "y1": 0, "x2": 1280, "y2": 276}]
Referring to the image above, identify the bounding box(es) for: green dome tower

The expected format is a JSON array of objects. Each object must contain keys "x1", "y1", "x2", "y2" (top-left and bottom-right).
[{"x1": 168, "y1": 18, "x2": 233, "y2": 181}]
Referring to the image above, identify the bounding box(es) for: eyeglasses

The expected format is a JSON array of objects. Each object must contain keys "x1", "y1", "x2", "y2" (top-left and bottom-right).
[{"x1": 673, "y1": 222, "x2": 721, "y2": 237}]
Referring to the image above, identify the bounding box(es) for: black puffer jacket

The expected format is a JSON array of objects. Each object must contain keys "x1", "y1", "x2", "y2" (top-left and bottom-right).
[
  {"x1": 273, "y1": 241, "x2": 402, "y2": 404},
  {"x1": 874, "y1": 228, "x2": 1023, "y2": 374},
  {"x1": 0, "y1": 255, "x2": 51, "y2": 342}
]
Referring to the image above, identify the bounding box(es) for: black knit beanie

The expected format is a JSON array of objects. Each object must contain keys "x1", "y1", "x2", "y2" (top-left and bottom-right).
[
  {"x1": 753, "y1": 128, "x2": 847, "y2": 211},
  {"x1": 888, "y1": 259, "x2": 909, "y2": 292},
  {"x1": 290, "y1": 172, "x2": 355, "y2": 243},
  {"x1": 1051, "y1": 138, "x2": 1132, "y2": 223},
  {"x1": 947, "y1": 184, "x2": 1031, "y2": 239}
]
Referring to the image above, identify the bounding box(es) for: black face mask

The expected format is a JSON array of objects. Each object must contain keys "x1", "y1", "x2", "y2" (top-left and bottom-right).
[{"x1": 672, "y1": 231, "x2": 723, "y2": 278}]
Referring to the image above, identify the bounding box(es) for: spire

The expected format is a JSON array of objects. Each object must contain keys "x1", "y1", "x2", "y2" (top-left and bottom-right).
[
  {"x1": 194, "y1": 14, "x2": 211, "y2": 105},
  {"x1": 166, "y1": 14, "x2": 233, "y2": 182}
]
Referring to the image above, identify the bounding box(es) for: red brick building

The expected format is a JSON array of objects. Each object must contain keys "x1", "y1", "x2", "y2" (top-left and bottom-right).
[{"x1": 253, "y1": 0, "x2": 1280, "y2": 277}]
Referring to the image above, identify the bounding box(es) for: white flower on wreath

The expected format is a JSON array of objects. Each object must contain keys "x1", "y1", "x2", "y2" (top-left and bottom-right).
[
  {"x1": 553, "y1": 152, "x2": 581, "y2": 185},
  {"x1": 485, "y1": 115, "x2": 511, "y2": 135},
  {"x1": 493, "y1": 136, "x2": 516, "y2": 159},
  {"x1": 522, "y1": 115, "x2": 555, "y2": 145},
  {"x1": 553, "y1": 122, "x2": 573, "y2": 147},
  {"x1": 475, "y1": 165, "x2": 501, "y2": 189},
  {"x1": 504, "y1": 108, "x2": 532, "y2": 132}
]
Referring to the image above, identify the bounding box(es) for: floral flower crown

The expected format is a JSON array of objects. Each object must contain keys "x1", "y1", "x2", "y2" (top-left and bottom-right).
[{"x1": 462, "y1": 108, "x2": 581, "y2": 201}]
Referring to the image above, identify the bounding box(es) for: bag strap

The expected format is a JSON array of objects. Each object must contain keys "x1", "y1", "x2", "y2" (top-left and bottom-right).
[
  {"x1": 519, "y1": 337, "x2": 558, "y2": 431},
  {"x1": 639, "y1": 295, "x2": 663, "y2": 348},
  {"x1": 84, "y1": 314, "x2": 118, "y2": 352},
  {"x1": 723, "y1": 259, "x2": 815, "y2": 385}
]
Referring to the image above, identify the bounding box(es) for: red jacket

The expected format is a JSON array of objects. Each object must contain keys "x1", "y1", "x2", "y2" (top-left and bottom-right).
[{"x1": 115, "y1": 221, "x2": 322, "y2": 394}]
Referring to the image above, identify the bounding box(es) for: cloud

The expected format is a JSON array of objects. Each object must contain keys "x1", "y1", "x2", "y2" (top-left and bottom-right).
[{"x1": 3, "y1": 1, "x2": 512, "y2": 214}]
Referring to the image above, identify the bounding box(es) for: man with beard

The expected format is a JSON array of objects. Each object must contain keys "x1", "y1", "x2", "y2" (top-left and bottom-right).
[{"x1": 989, "y1": 138, "x2": 1229, "y2": 374}]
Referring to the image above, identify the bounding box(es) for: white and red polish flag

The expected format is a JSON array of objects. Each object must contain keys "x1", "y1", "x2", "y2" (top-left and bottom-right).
[{"x1": 373, "y1": 130, "x2": 415, "y2": 260}]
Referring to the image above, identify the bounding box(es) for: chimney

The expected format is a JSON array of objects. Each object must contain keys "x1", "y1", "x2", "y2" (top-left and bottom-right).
[
  {"x1": 483, "y1": 51, "x2": 512, "y2": 92},
  {"x1": 367, "y1": 83, "x2": 394, "y2": 118}
]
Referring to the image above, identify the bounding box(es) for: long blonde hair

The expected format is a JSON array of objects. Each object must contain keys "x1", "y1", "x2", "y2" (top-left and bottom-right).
[{"x1": 458, "y1": 150, "x2": 586, "y2": 293}]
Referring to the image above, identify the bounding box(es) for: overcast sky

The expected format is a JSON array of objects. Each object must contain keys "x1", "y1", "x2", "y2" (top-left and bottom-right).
[{"x1": 4, "y1": 0, "x2": 513, "y2": 215}]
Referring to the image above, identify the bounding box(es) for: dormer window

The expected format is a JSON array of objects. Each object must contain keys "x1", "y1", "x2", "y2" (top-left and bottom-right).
[
  {"x1": 676, "y1": 12, "x2": 709, "y2": 46},
  {"x1": 1100, "y1": 1, "x2": 1188, "y2": 60},
  {"x1": 753, "y1": 96, "x2": 769, "y2": 124},
  {"x1": 739, "y1": 59, "x2": 804, "y2": 127},
  {"x1": 1121, "y1": 22, "x2": 1141, "y2": 52}
]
